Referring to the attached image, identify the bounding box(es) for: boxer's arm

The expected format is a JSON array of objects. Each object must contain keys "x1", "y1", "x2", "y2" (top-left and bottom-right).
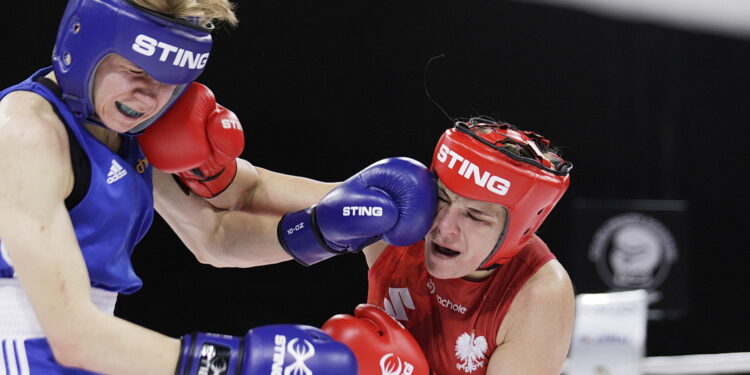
[
  {"x1": 232, "y1": 164, "x2": 337, "y2": 216},
  {"x1": 153, "y1": 160, "x2": 336, "y2": 267},
  {"x1": 141, "y1": 82, "x2": 336, "y2": 213},
  {"x1": 0, "y1": 99, "x2": 181, "y2": 374},
  {"x1": 486, "y1": 260, "x2": 575, "y2": 374},
  {"x1": 143, "y1": 82, "x2": 338, "y2": 267}
]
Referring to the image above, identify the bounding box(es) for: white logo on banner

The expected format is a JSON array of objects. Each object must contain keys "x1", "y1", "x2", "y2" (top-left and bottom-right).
[
  {"x1": 454, "y1": 332, "x2": 488, "y2": 373},
  {"x1": 589, "y1": 213, "x2": 678, "y2": 290}
]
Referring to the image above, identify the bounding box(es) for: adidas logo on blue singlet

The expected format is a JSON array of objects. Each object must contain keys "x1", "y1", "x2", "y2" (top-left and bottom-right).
[{"x1": 106, "y1": 159, "x2": 128, "y2": 184}]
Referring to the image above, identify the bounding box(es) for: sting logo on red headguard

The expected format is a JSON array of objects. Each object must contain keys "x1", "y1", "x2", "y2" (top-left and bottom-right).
[
  {"x1": 435, "y1": 144, "x2": 511, "y2": 196},
  {"x1": 431, "y1": 120, "x2": 573, "y2": 269}
]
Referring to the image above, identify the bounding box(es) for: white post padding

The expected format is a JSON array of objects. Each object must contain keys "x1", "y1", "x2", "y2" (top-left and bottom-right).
[{"x1": 567, "y1": 289, "x2": 649, "y2": 375}]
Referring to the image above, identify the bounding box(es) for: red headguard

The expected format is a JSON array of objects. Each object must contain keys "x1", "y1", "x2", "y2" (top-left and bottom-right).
[{"x1": 431, "y1": 121, "x2": 572, "y2": 269}]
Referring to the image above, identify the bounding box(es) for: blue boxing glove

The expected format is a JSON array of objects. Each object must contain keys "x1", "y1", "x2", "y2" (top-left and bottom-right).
[
  {"x1": 175, "y1": 324, "x2": 358, "y2": 375},
  {"x1": 278, "y1": 157, "x2": 437, "y2": 266}
]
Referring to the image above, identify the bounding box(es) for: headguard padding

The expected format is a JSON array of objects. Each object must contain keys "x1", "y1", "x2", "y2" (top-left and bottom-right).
[
  {"x1": 52, "y1": 0, "x2": 213, "y2": 134},
  {"x1": 431, "y1": 121, "x2": 572, "y2": 268}
]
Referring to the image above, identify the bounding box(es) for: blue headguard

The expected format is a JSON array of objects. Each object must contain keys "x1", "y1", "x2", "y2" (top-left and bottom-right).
[{"x1": 52, "y1": 0, "x2": 214, "y2": 134}]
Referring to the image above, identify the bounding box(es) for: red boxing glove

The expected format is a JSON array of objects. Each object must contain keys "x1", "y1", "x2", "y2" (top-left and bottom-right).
[
  {"x1": 137, "y1": 82, "x2": 244, "y2": 198},
  {"x1": 322, "y1": 304, "x2": 430, "y2": 375}
]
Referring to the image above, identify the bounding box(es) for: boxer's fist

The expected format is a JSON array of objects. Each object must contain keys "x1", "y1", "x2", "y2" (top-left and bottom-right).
[
  {"x1": 277, "y1": 157, "x2": 437, "y2": 266},
  {"x1": 137, "y1": 82, "x2": 244, "y2": 198},
  {"x1": 176, "y1": 324, "x2": 358, "y2": 375},
  {"x1": 323, "y1": 304, "x2": 430, "y2": 375}
]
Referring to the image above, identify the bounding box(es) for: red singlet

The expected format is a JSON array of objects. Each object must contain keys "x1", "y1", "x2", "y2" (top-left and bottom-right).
[{"x1": 367, "y1": 236, "x2": 555, "y2": 375}]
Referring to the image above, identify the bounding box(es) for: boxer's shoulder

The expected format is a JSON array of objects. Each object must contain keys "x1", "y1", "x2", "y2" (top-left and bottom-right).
[
  {"x1": 0, "y1": 90, "x2": 73, "y2": 198},
  {"x1": 1, "y1": 90, "x2": 67, "y2": 144},
  {"x1": 497, "y1": 259, "x2": 574, "y2": 345}
]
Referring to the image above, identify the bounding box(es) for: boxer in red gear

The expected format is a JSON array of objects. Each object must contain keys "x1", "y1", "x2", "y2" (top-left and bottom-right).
[
  {"x1": 361, "y1": 120, "x2": 576, "y2": 375},
  {"x1": 2, "y1": 0, "x2": 435, "y2": 373}
]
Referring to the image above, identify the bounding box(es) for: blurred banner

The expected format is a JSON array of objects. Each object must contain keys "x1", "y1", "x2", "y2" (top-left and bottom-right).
[
  {"x1": 568, "y1": 289, "x2": 649, "y2": 375},
  {"x1": 570, "y1": 199, "x2": 689, "y2": 321},
  {"x1": 517, "y1": 0, "x2": 750, "y2": 40}
]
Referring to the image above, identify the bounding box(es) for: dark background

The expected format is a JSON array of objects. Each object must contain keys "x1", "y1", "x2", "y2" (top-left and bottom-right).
[{"x1": 4, "y1": 0, "x2": 749, "y2": 358}]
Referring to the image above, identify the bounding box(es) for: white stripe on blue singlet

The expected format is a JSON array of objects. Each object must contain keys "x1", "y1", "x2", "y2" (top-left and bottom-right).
[
  {"x1": 2, "y1": 339, "x2": 15, "y2": 375},
  {"x1": 0, "y1": 340, "x2": 29, "y2": 375},
  {"x1": 14, "y1": 341, "x2": 28, "y2": 375}
]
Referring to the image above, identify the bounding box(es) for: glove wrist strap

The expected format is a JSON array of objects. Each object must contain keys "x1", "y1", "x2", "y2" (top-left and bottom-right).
[
  {"x1": 176, "y1": 332, "x2": 244, "y2": 375},
  {"x1": 176, "y1": 160, "x2": 239, "y2": 198},
  {"x1": 277, "y1": 207, "x2": 343, "y2": 266}
]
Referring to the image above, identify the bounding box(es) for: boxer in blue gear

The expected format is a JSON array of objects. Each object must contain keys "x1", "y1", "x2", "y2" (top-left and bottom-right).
[
  {"x1": 0, "y1": 1, "x2": 437, "y2": 374},
  {"x1": 0, "y1": 1, "x2": 233, "y2": 372}
]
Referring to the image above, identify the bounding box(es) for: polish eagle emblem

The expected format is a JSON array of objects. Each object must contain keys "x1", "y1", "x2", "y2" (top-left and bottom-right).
[{"x1": 454, "y1": 331, "x2": 488, "y2": 373}]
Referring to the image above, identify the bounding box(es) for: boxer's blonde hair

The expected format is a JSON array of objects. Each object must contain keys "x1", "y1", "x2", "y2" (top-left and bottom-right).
[{"x1": 131, "y1": 0, "x2": 238, "y2": 27}]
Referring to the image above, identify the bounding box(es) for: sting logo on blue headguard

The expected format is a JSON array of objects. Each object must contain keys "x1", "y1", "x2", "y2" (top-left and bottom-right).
[{"x1": 52, "y1": 0, "x2": 214, "y2": 134}]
